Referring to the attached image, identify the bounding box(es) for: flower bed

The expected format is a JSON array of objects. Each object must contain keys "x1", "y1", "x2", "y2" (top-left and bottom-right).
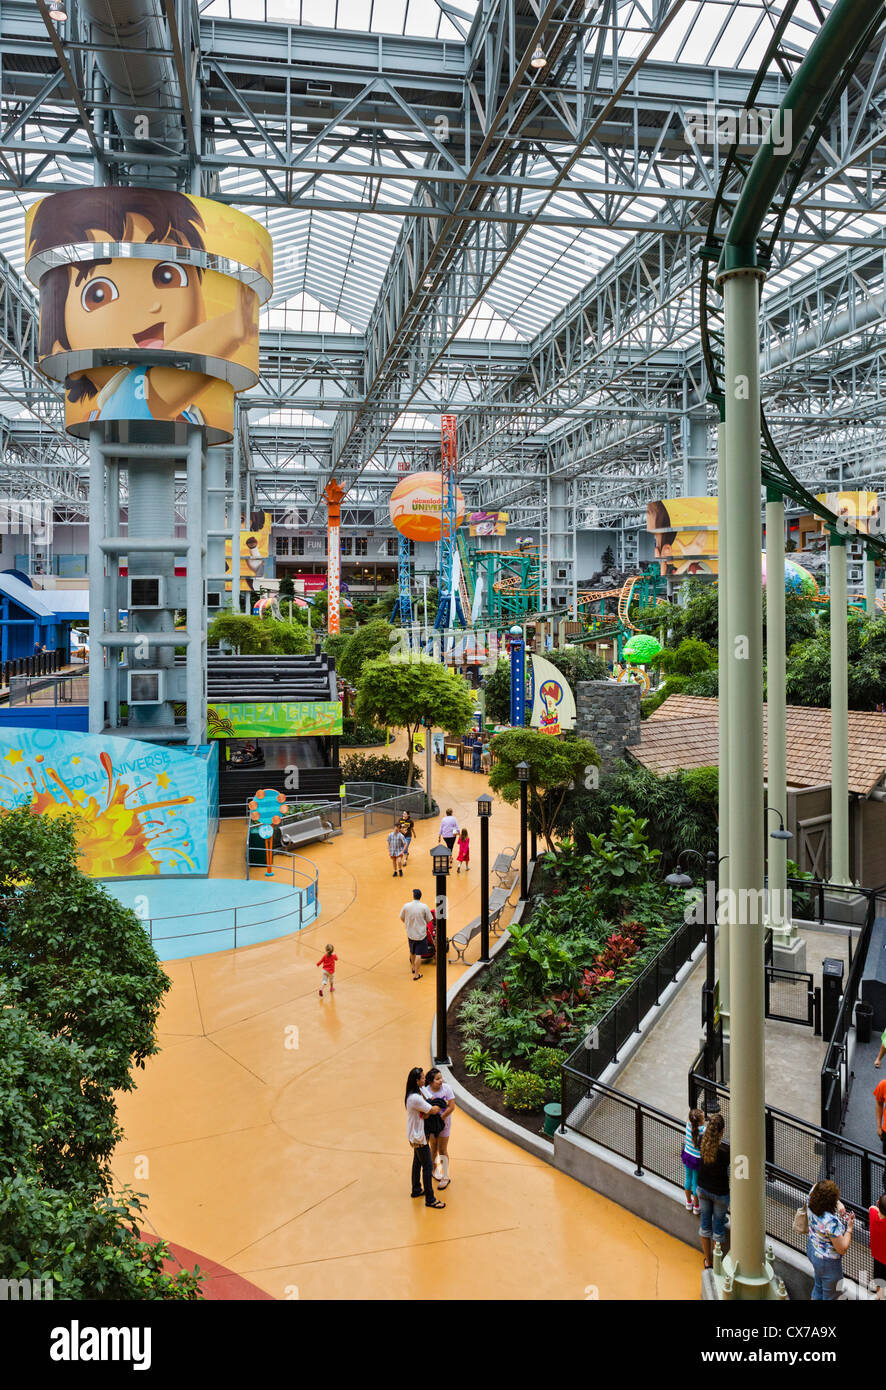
[{"x1": 450, "y1": 806, "x2": 686, "y2": 1129}]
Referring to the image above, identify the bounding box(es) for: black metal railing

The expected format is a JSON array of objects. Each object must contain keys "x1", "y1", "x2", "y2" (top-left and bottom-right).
[
  {"x1": 765, "y1": 965, "x2": 818, "y2": 1029},
  {"x1": 821, "y1": 886, "x2": 886, "y2": 1132},
  {"x1": 576, "y1": 914, "x2": 708, "y2": 1080},
  {"x1": 560, "y1": 1062, "x2": 883, "y2": 1290}
]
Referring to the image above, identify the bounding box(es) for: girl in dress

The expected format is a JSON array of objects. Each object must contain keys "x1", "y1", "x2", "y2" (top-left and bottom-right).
[{"x1": 456, "y1": 827, "x2": 470, "y2": 873}]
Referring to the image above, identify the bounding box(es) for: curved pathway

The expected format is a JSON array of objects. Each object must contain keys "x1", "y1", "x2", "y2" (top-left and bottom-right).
[{"x1": 116, "y1": 737, "x2": 700, "y2": 1299}]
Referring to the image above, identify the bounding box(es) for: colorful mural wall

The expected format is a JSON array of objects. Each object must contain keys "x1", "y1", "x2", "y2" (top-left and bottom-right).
[
  {"x1": 0, "y1": 728, "x2": 217, "y2": 877},
  {"x1": 207, "y1": 701, "x2": 343, "y2": 739}
]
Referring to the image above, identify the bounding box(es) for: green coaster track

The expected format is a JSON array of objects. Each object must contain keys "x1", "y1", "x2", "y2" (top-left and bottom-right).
[{"x1": 699, "y1": 0, "x2": 886, "y2": 561}]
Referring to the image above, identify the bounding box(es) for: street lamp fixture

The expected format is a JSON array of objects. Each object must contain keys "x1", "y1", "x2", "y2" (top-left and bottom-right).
[
  {"x1": 768, "y1": 808, "x2": 793, "y2": 841},
  {"x1": 431, "y1": 843, "x2": 452, "y2": 877},
  {"x1": 430, "y1": 845, "x2": 452, "y2": 1064},
  {"x1": 516, "y1": 763, "x2": 530, "y2": 898},
  {"x1": 477, "y1": 793, "x2": 492, "y2": 961}
]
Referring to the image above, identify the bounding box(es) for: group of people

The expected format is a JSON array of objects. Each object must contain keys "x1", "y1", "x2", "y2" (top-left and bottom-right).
[
  {"x1": 387, "y1": 807, "x2": 471, "y2": 878},
  {"x1": 682, "y1": 1104, "x2": 886, "y2": 1298},
  {"x1": 405, "y1": 1065, "x2": 455, "y2": 1208}
]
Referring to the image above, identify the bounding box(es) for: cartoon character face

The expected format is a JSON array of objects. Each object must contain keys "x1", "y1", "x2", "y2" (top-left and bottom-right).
[
  {"x1": 60, "y1": 215, "x2": 204, "y2": 356},
  {"x1": 540, "y1": 680, "x2": 562, "y2": 717}
]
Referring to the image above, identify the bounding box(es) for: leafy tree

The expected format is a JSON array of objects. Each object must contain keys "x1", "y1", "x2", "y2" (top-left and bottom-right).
[
  {"x1": 784, "y1": 611, "x2": 886, "y2": 709},
  {"x1": 278, "y1": 574, "x2": 295, "y2": 601},
  {"x1": 482, "y1": 657, "x2": 511, "y2": 725},
  {"x1": 338, "y1": 620, "x2": 395, "y2": 685},
  {"x1": 557, "y1": 761, "x2": 718, "y2": 872},
  {"x1": 355, "y1": 656, "x2": 474, "y2": 785},
  {"x1": 600, "y1": 545, "x2": 616, "y2": 571},
  {"x1": 323, "y1": 631, "x2": 351, "y2": 666},
  {"x1": 488, "y1": 728, "x2": 600, "y2": 850},
  {"x1": 667, "y1": 578, "x2": 719, "y2": 646},
  {"x1": 482, "y1": 647, "x2": 608, "y2": 727},
  {"x1": 208, "y1": 610, "x2": 311, "y2": 655},
  {"x1": 656, "y1": 637, "x2": 717, "y2": 677},
  {"x1": 0, "y1": 811, "x2": 199, "y2": 1299}
]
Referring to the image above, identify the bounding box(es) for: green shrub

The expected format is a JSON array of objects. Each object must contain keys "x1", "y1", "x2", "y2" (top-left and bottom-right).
[
  {"x1": 341, "y1": 717, "x2": 387, "y2": 746},
  {"x1": 465, "y1": 1047, "x2": 491, "y2": 1075},
  {"x1": 528, "y1": 1047, "x2": 568, "y2": 1081},
  {"x1": 503, "y1": 1070, "x2": 549, "y2": 1112},
  {"x1": 339, "y1": 753, "x2": 421, "y2": 787},
  {"x1": 483, "y1": 1059, "x2": 513, "y2": 1090},
  {"x1": 458, "y1": 988, "x2": 504, "y2": 1050}
]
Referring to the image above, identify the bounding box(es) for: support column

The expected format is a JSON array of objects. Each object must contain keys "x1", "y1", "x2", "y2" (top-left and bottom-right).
[
  {"x1": 830, "y1": 534, "x2": 851, "y2": 885},
  {"x1": 716, "y1": 414, "x2": 730, "y2": 1041},
  {"x1": 186, "y1": 429, "x2": 207, "y2": 746},
  {"x1": 765, "y1": 492, "x2": 804, "y2": 966},
  {"x1": 324, "y1": 480, "x2": 346, "y2": 636},
  {"x1": 765, "y1": 491, "x2": 790, "y2": 942},
  {"x1": 88, "y1": 433, "x2": 106, "y2": 734},
  {"x1": 721, "y1": 265, "x2": 771, "y2": 1300},
  {"x1": 865, "y1": 551, "x2": 877, "y2": 617}
]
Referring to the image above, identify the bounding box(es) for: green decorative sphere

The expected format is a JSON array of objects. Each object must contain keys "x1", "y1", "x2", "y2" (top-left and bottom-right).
[{"x1": 623, "y1": 634, "x2": 663, "y2": 665}]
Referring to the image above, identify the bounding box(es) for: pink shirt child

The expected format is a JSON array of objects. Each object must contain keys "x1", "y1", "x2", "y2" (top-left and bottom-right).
[
  {"x1": 457, "y1": 834, "x2": 470, "y2": 862},
  {"x1": 317, "y1": 952, "x2": 338, "y2": 974}
]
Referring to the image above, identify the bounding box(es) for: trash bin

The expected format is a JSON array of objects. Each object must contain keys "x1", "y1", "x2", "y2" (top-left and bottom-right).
[
  {"x1": 543, "y1": 1102, "x2": 562, "y2": 1137},
  {"x1": 856, "y1": 1000, "x2": 874, "y2": 1044}
]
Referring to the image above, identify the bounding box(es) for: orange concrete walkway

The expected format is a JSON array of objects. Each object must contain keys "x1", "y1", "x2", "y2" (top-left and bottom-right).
[{"x1": 115, "y1": 737, "x2": 700, "y2": 1299}]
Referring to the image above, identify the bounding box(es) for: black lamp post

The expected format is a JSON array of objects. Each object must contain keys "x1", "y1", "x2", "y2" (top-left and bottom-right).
[
  {"x1": 530, "y1": 787, "x2": 538, "y2": 863},
  {"x1": 431, "y1": 843, "x2": 452, "y2": 1064},
  {"x1": 516, "y1": 761, "x2": 530, "y2": 900},
  {"x1": 666, "y1": 848, "x2": 723, "y2": 1104},
  {"x1": 477, "y1": 793, "x2": 492, "y2": 962}
]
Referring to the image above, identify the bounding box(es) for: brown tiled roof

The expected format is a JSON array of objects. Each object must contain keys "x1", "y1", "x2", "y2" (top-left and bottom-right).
[{"x1": 631, "y1": 694, "x2": 886, "y2": 796}]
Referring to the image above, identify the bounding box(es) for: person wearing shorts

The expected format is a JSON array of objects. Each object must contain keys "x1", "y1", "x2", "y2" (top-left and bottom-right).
[
  {"x1": 388, "y1": 826, "x2": 407, "y2": 877},
  {"x1": 400, "y1": 888, "x2": 433, "y2": 981}
]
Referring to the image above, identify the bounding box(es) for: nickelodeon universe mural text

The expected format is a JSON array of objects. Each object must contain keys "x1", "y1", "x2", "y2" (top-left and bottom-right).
[{"x1": 0, "y1": 729, "x2": 215, "y2": 878}]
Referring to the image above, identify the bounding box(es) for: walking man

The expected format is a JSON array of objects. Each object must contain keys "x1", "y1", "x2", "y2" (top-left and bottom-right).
[
  {"x1": 388, "y1": 824, "x2": 407, "y2": 877},
  {"x1": 401, "y1": 888, "x2": 433, "y2": 981}
]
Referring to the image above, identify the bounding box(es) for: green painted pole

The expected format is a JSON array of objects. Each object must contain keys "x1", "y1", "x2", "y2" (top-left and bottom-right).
[
  {"x1": 721, "y1": 266, "x2": 769, "y2": 1298},
  {"x1": 765, "y1": 490, "x2": 789, "y2": 936},
  {"x1": 717, "y1": 415, "x2": 730, "y2": 1037},
  {"x1": 865, "y1": 552, "x2": 877, "y2": 617},
  {"x1": 830, "y1": 533, "x2": 851, "y2": 885}
]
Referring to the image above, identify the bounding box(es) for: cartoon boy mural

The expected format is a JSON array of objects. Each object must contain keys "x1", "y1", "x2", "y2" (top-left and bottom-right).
[{"x1": 28, "y1": 188, "x2": 256, "y2": 429}]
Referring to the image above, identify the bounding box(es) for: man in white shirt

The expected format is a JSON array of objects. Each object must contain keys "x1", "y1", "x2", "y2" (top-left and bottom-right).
[{"x1": 400, "y1": 888, "x2": 433, "y2": 980}]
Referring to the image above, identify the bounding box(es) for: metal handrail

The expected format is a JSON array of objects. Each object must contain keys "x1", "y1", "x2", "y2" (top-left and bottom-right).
[{"x1": 135, "y1": 852, "x2": 320, "y2": 949}]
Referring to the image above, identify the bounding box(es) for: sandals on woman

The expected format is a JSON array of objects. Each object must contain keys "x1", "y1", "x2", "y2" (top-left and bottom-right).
[
  {"x1": 426, "y1": 1199, "x2": 446, "y2": 1209},
  {"x1": 412, "y1": 973, "x2": 423, "y2": 982}
]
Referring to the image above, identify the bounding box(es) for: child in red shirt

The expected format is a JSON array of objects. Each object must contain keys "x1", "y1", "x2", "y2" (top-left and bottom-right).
[
  {"x1": 869, "y1": 1194, "x2": 886, "y2": 1298},
  {"x1": 456, "y1": 828, "x2": 470, "y2": 873},
  {"x1": 317, "y1": 944, "x2": 337, "y2": 997}
]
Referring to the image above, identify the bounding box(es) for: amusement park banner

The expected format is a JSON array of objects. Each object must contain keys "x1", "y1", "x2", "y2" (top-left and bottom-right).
[
  {"x1": 225, "y1": 511, "x2": 271, "y2": 592},
  {"x1": 469, "y1": 510, "x2": 509, "y2": 537},
  {"x1": 646, "y1": 497, "x2": 719, "y2": 576},
  {"x1": 526, "y1": 654, "x2": 576, "y2": 736},
  {"x1": 207, "y1": 701, "x2": 343, "y2": 739}
]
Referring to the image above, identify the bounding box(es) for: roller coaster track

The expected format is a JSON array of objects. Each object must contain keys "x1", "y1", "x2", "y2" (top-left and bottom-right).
[{"x1": 699, "y1": 0, "x2": 886, "y2": 564}]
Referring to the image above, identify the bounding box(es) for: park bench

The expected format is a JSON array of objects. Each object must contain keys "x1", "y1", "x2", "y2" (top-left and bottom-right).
[
  {"x1": 492, "y1": 847, "x2": 518, "y2": 887},
  {"x1": 449, "y1": 902, "x2": 507, "y2": 963},
  {"x1": 279, "y1": 815, "x2": 335, "y2": 850}
]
